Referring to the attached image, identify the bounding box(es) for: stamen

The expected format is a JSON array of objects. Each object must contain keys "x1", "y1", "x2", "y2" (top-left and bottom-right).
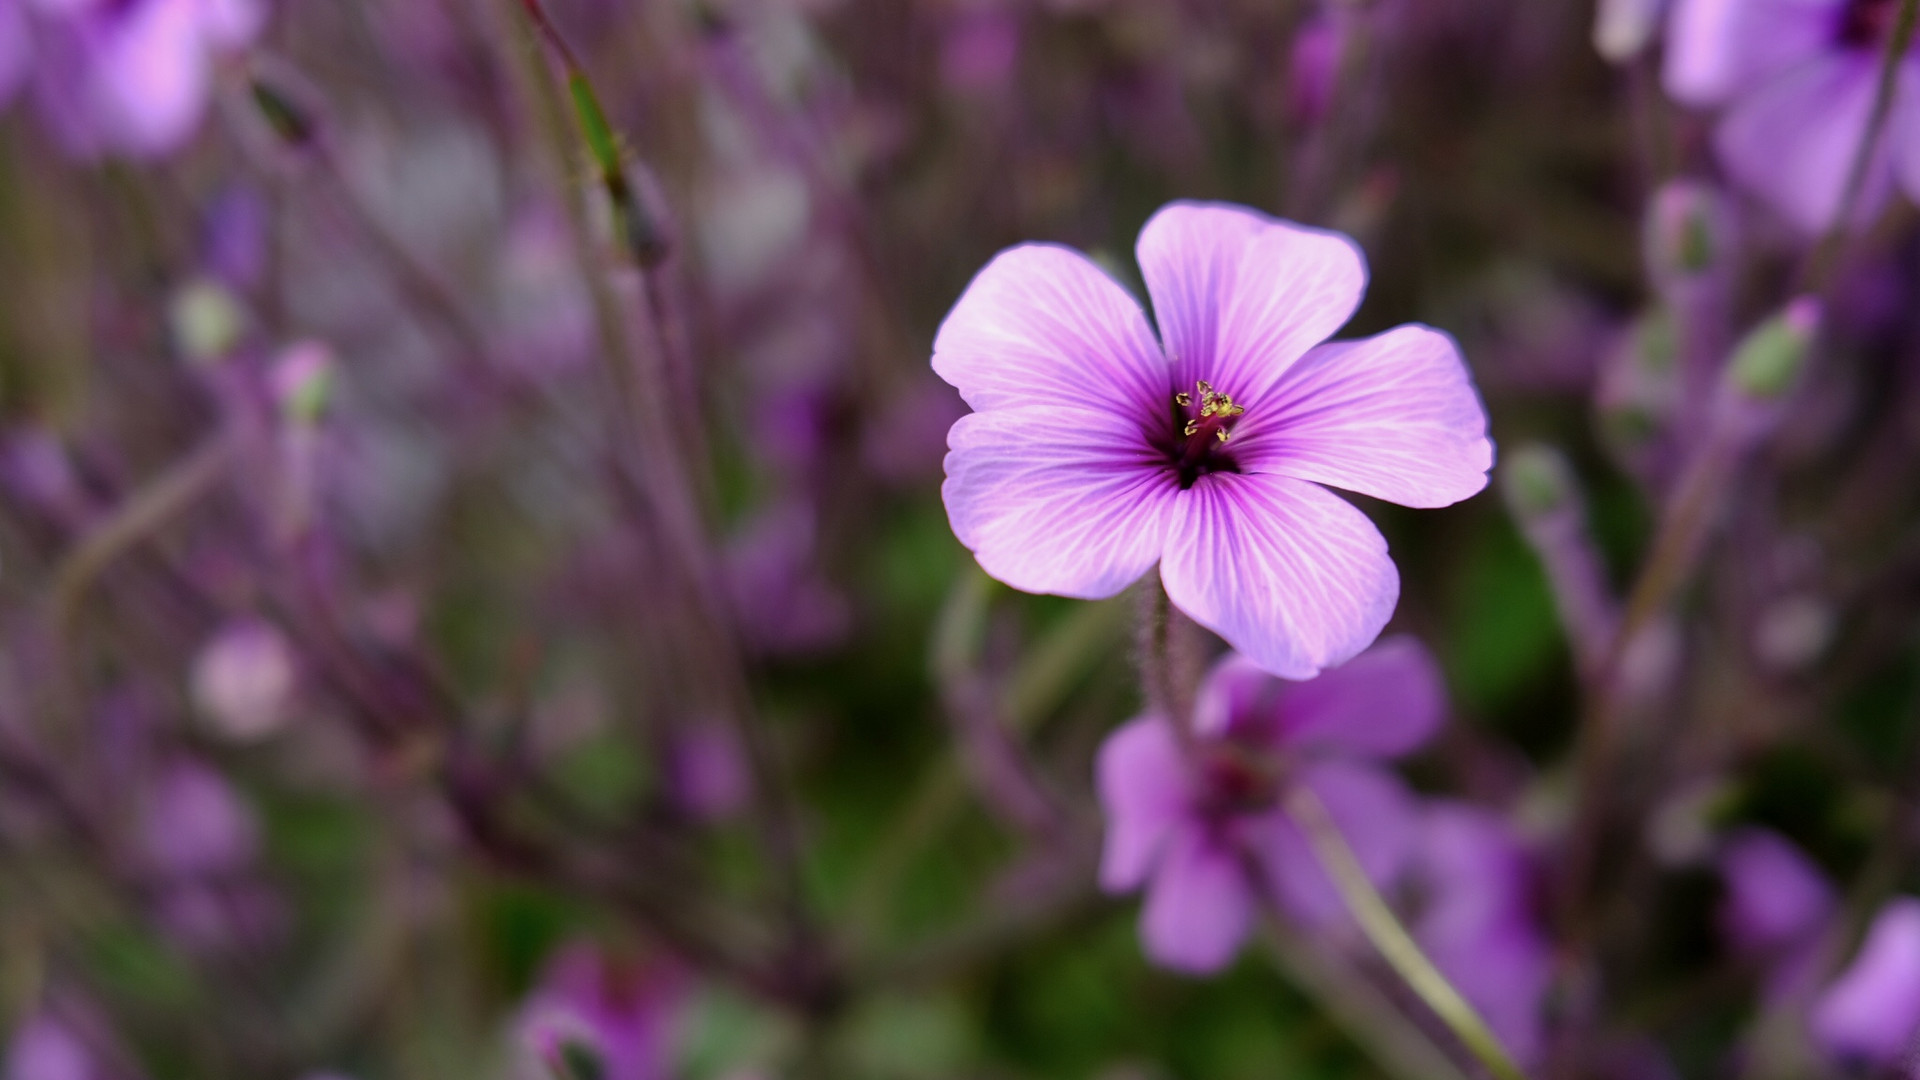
[
  {"x1": 1217, "y1": 429, "x2": 1231, "y2": 444},
  {"x1": 1174, "y1": 391, "x2": 1192, "y2": 407},
  {"x1": 1184, "y1": 419, "x2": 1201, "y2": 436}
]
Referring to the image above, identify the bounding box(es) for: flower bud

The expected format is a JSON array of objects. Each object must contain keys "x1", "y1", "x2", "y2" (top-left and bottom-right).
[
  {"x1": 1501, "y1": 443, "x2": 1576, "y2": 519},
  {"x1": 270, "y1": 340, "x2": 338, "y2": 426},
  {"x1": 1724, "y1": 297, "x2": 1820, "y2": 402},
  {"x1": 250, "y1": 73, "x2": 319, "y2": 149},
  {"x1": 1645, "y1": 179, "x2": 1733, "y2": 281},
  {"x1": 169, "y1": 279, "x2": 246, "y2": 364}
]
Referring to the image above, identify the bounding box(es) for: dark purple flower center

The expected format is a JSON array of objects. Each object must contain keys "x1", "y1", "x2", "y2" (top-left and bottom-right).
[
  {"x1": 1196, "y1": 741, "x2": 1281, "y2": 818},
  {"x1": 1165, "y1": 379, "x2": 1246, "y2": 489},
  {"x1": 1837, "y1": 0, "x2": 1902, "y2": 48}
]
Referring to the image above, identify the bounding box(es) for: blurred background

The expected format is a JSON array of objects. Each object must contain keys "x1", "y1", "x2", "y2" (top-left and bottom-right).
[{"x1": 2, "y1": 0, "x2": 1920, "y2": 1077}]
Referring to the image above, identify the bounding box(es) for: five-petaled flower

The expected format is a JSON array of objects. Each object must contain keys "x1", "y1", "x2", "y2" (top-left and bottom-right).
[
  {"x1": 1096, "y1": 637, "x2": 1443, "y2": 973},
  {"x1": 933, "y1": 201, "x2": 1493, "y2": 679},
  {"x1": 1664, "y1": 0, "x2": 1920, "y2": 233}
]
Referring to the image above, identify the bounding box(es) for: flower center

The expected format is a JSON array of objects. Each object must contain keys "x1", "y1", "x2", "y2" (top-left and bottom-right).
[
  {"x1": 1195, "y1": 741, "x2": 1281, "y2": 818},
  {"x1": 1166, "y1": 379, "x2": 1246, "y2": 489},
  {"x1": 1837, "y1": 0, "x2": 1903, "y2": 48}
]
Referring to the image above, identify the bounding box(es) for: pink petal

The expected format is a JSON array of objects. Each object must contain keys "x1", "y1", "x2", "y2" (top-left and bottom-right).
[
  {"x1": 1096, "y1": 716, "x2": 1196, "y2": 892},
  {"x1": 1136, "y1": 201, "x2": 1366, "y2": 410},
  {"x1": 197, "y1": 0, "x2": 265, "y2": 49},
  {"x1": 96, "y1": 0, "x2": 212, "y2": 156},
  {"x1": 932, "y1": 243, "x2": 1170, "y2": 428},
  {"x1": 1662, "y1": 0, "x2": 1840, "y2": 105},
  {"x1": 1272, "y1": 635, "x2": 1446, "y2": 758},
  {"x1": 943, "y1": 405, "x2": 1177, "y2": 598},
  {"x1": 1160, "y1": 472, "x2": 1398, "y2": 680},
  {"x1": 1254, "y1": 759, "x2": 1419, "y2": 926},
  {"x1": 1230, "y1": 326, "x2": 1493, "y2": 509},
  {"x1": 1812, "y1": 898, "x2": 1920, "y2": 1066},
  {"x1": 1140, "y1": 823, "x2": 1255, "y2": 974},
  {"x1": 1715, "y1": 53, "x2": 1899, "y2": 235}
]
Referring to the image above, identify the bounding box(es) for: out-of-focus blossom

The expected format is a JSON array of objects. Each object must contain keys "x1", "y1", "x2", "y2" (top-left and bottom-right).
[
  {"x1": 1812, "y1": 898, "x2": 1920, "y2": 1067},
  {"x1": 13, "y1": 0, "x2": 267, "y2": 159},
  {"x1": 1287, "y1": 13, "x2": 1348, "y2": 126},
  {"x1": 1594, "y1": 0, "x2": 1667, "y2": 62},
  {"x1": 1718, "y1": 829, "x2": 1828, "y2": 935},
  {"x1": 4, "y1": 1012, "x2": 98, "y2": 1080},
  {"x1": 200, "y1": 185, "x2": 269, "y2": 290},
  {"x1": 167, "y1": 278, "x2": 247, "y2": 365},
  {"x1": 514, "y1": 944, "x2": 686, "y2": 1080},
  {"x1": 139, "y1": 758, "x2": 259, "y2": 876},
  {"x1": 935, "y1": 201, "x2": 1492, "y2": 679},
  {"x1": 667, "y1": 725, "x2": 750, "y2": 822},
  {"x1": 1097, "y1": 637, "x2": 1443, "y2": 972},
  {"x1": 1410, "y1": 802, "x2": 1553, "y2": 1066},
  {"x1": 190, "y1": 617, "x2": 297, "y2": 741},
  {"x1": 940, "y1": 5, "x2": 1020, "y2": 93},
  {"x1": 1663, "y1": 0, "x2": 1920, "y2": 233},
  {"x1": 723, "y1": 500, "x2": 850, "y2": 656}
]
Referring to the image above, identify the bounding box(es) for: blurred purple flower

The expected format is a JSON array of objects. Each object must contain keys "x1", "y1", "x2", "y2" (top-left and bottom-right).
[
  {"x1": 0, "y1": 2, "x2": 30, "y2": 110},
  {"x1": 1411, "y1": 802, "x2": 1553, "y2": 1065},
  {"x1": 1664, "y1": 0, "x2": 1920, "y2": 233},
  {"x1": 139, "y1": 758, "x2": 259, "y2": 877},
  {"x1": 14, "y1": 0, "x2": 268, "y2": 159},
  {"x1": 667, "y1": 725, "x2": 750, "y2": 822},
  {"x1": 722, "y1": 500, "x2": 851, "y2": 656},
  {"x1": 1811, "y1": 897, "x2": 1920, "y2": 1068},
  {"x1": 1287, "y1": 13, "x2": 1349, "y2": 126},
  {"x1": 190, "y1": 617, "x2": 297, "y2": 741},
  {"x1": 935, "y1": 201, "x2": 1492, "y2": 679},
  {"x1": 940, "y1": 5, "x2": 1020, "y2": 93},
  {"x1": 4, "y1": 1013, "x2": 99, "y2": 1080},
  {"x1": 1718, "y1": 827, "x2": 1836, "y2": 955},
  {"x1": 1096, "y1": 636, "x2": 1443, "y2": 973},
  {"x1": 514, "y1": 944, "x2": 686, "y2": 1080}
]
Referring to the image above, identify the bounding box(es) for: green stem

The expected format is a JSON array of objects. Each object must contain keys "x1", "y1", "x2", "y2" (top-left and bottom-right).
[
  {"x1": 1803, "y1": 0, "x2": 1919, "y2": 290},
  {"x1": 1285, "y1": 784, "x2": 1530, "y2": 1080}
]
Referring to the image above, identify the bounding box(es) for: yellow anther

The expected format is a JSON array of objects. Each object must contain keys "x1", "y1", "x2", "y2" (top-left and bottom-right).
[
  {"x1": 1174, "y1": 392, "x2": 1192, "y2": 407},
  {"x1": 1217, "y1": 428, "x2": 1231, "y2": 444},
  {"x1": 1200, "y1": 402, "x2": 1217, "y2": 418},
  {"x1": 1184, "y1": 419, "x2": 1201, "y2": 437},
  {"x1": 1225, "y1": 403, "x2": 1245, "y2": 417},
  {"x1": 1196, "y1": 380, "x2": 1216, "y2": 398}
]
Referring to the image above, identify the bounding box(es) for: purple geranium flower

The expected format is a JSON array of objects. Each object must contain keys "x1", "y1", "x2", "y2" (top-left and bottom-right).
[
  {"x1": 1411, "y1": 802, "x2": 1554, "y2": 1065},
  {"x1": 1664, "y1": 0, "x2": 1920, "y2": 233},
  {"x1": 1096, "y1": 636, "x2": 1443, "y2": 973},
  {"x1": 934, "y1": 201, "x2": 1493, "y2": 679}
]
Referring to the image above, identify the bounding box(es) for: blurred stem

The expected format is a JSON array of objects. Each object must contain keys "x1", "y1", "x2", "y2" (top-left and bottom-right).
[
  {"x1": 1561, "y1": 432, "x2": 1738, "y2": 929},
  {"x1": 502, "y1": 0, "x2": 826, "y2": 1013},
  {"x1": 1802, "y1": 0, "x2": 1918, "y2": 291},
  {"x1": 1285, "y1": 783, "x2": 1530, "y2": 1080},
  {"x1": 847, "y1": 595, "x2": 1127, "y2": 941},
  {"x1": 1263, "y1": 924, "x2": 1477, "y2": 1080},
  {"x1": 51, "y1": 436, "x2": 233, "y2": 644},
  {"x1": 928, "y1": 567, "x2": 1066, "y2": 837}
]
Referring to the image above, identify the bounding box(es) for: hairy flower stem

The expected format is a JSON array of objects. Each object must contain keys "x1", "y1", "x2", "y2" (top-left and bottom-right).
[
  {"x1": 1137, "y1": 582, "x2": 1203, "y2": 751},
  {"x1": 1285, "y1": 784, "x2": 1531, "y2": 1080},
  {"x1": 1802, "y1": 0, "x2": 1919, "y2": 291}
]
